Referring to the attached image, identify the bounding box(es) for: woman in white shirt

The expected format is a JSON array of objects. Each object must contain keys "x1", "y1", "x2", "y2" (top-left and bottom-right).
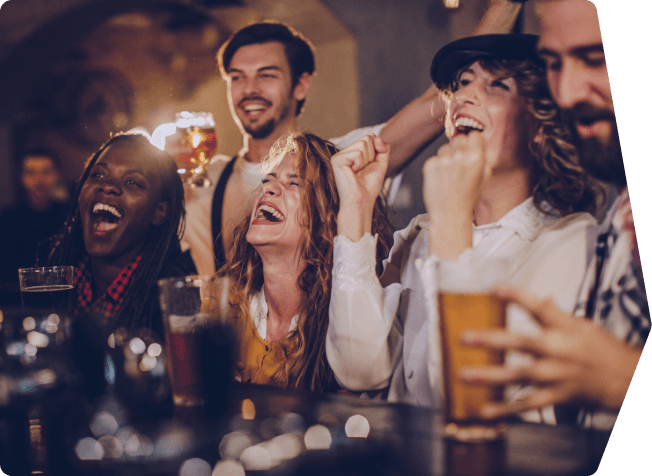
[
  {"x1": 326, "y1": 34, "x2": 602, "y2": 422},
  {"x1": 221, "y1": 132, "x2": 393, "y2": 392}
]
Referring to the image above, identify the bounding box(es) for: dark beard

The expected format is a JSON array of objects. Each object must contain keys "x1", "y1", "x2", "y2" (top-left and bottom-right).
[
  {"x1": 564, "y1": 102, "x2": 627, "y2": 188},
  {"x1": 245, "y1": 118, "x2": 277, "y2": 140},
  {"x1": 242, "y1": 97, "x2": 293, "y2": 140}
]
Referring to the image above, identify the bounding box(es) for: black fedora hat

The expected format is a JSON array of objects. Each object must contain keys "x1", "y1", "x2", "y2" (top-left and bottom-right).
[{"x1": 430, "y1": 34, "x2": 544, "y2": 89}]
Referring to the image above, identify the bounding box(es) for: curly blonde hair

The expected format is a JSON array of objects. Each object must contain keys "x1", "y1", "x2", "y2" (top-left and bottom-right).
[
  {"x1": 221, "y1": 132, "x2": 394, "y2": 392},
  {"x1": 442, "y1": 58, "x2": 602, "y2": 216}
]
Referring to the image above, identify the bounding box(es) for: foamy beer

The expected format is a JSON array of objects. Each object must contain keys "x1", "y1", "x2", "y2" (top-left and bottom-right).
[
  {"x1": 158, "y1": 275, "x2": 230, "y2": 407},
  {"x1": 174, "y1": 111, "x2": 217, "y2": 188},
  {"x1": 437, "y1": 256, "x2": 510, "y2": 442}
]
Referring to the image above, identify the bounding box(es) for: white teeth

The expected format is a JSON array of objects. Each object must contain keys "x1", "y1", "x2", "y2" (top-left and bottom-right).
[
  {"x1": 256, "y1": 204, "x2": 285, "y2": 222},
  {"x1": 244, "y1": 105, "x2": 265, "y2": 112},
  {"x1": 92, "y1": 203, "x2": 122, "y2": 219},
  {"x1": 454, "y1": 117, "x2": 485, "y2": 131}
]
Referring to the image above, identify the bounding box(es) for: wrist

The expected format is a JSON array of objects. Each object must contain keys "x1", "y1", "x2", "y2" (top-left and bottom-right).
[{"x1": 337, "y1": 204, "x2": 374, "y2": 242}]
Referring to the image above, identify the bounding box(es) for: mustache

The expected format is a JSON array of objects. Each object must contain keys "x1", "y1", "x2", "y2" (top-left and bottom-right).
[
  {"x1": 562, "y1": 102, "x2": 615, "y2": 126},
  {"x1": 238, "y1": 96, "x2": 272, "y2": 109}
]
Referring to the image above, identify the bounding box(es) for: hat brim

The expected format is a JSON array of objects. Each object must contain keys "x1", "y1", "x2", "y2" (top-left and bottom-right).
[{"x1": 430, "y1": 34, "x2": 544, "y2": 89}]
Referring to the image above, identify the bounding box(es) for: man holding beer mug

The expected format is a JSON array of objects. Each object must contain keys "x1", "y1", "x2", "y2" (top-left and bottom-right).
[
  {"x1": 457, "y1": 0, "x2": 650, "y2": 430},
  {"x1": 326, "y1": 33, "x2": 600, "y2": 427}
]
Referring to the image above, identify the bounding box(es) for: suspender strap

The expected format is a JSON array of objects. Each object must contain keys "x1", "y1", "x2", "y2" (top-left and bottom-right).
[{"x1": 211, "y1": 155, "x2": 238, "y2": 271}]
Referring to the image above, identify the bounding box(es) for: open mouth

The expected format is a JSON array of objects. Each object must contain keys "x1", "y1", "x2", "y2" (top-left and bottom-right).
[
  {"x1": 255, "y1": 204, "x2": 285, "y2": 222},
  {"x1": 239, "y1": 97, "x2": 272, "y2": 116},
  {"x1": 454, "y1": 116, "x2": 485, "y2": 135},
  {"x1": 91, "y1": 202, "x2": 123, "y2": 233}
]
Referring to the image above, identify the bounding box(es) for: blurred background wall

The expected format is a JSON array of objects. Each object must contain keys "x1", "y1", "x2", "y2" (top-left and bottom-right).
[{"x1": 0, "y1": 0, "x2": 537, "y2": 229}]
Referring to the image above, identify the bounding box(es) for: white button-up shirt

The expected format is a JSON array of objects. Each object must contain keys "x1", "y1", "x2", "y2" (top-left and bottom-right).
[{"x1": 327, "y1": 198, "x2": 595, "y2": 423}]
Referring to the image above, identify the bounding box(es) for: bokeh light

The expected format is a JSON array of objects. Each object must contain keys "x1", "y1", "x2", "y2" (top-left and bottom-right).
[
  {"x1": 219, "y1": 431, "x2": 252, "y2": 459},
  {"x1": 240, "y1": 445, "x2": 272, "y2": 471},
  {"x1": 180, "y1": 458, "x2": 212, "y2": 476},
  {"x1": 345, "y1": 415, "x2": 371, "y2": 438},
  {"x1": 212, "y1": 459, "x2": 246, "y2": 476},
  {"x1": 304, "y1": 425, "x2": 332, "y2": 450},
  {"x1": 241, "y1": 399, "x2": 256, "y2": 420}
]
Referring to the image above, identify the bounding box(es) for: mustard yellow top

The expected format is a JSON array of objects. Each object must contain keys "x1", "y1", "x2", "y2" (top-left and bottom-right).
[
  {"x1": 237, "y1": 312, "x2": 289, "y2": 385},
  {"x1": 236, "y1": 289, "x2": 298, "y2": 386}
]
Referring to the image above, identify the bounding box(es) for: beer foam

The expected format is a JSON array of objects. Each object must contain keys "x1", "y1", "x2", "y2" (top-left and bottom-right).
[{"x1": 167, "y1": 313, "x2": 210, "y2": 333}]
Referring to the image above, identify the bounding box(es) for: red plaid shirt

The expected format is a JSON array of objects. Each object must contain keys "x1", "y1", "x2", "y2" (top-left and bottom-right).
[{"x1": 74, "y1": 255, "x2": 141, "y2": 324}]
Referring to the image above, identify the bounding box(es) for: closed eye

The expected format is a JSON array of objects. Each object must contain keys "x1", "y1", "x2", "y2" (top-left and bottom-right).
[{"x1": 491, "y1": 80, "x2": 510, "y2": 91}]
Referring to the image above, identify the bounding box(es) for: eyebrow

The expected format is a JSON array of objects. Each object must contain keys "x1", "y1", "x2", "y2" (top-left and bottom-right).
[
  {"x1": 228, "y1": 65, "x2": 283, "y2": 75},
  {"x1": 266, "y1": 172, "x2": 300, "y2": 179},
  {"x1": 538, "y1": 43, "x2": 603, "y2": 59},
  {"x1": 93, "y1": 162, "x2": 148, "y2": 177}
]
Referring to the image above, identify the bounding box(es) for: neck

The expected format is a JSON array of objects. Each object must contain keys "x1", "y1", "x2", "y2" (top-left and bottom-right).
[
  {"x1": 258, "y1": 248, "x2": 303, "y2": 339},
  {"x1": 242, "y1": 118, "x2": 298, "y2": 164},
  {"x1": 88, "y1": 251, "x2": 139, "y2": 298},
  {"x1": 474, "y1": 167, "x2": 533, "y2": 226}
]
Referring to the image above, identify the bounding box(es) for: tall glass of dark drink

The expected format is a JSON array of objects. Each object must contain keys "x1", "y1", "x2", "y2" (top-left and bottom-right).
[
  {"x1": 437, "y1": 256, "x2": 510, "y2": 443},
  {"x1": 158, "y1": 275, "x2": 230, "y2": 407},
  {"x1": 18, "y1": 267, "x2": 74, "y2": 312}
]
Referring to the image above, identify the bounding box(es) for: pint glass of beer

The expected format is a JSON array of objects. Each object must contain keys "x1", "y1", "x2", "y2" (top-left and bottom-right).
[
  {"x1": 158, "y1": 275, "x2": 229, "y2": 407},
  {"x1": 18, "y1": 266, "x2": 75, "y2": 312},
  {"x1": 437, "y1": 256, "x2": 510, "y2": 442},
  {"x1": 174, "y1": 111, "x2": 217, "y2": 188}
]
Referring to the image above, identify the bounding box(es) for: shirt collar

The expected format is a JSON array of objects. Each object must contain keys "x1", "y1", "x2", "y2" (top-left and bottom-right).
[
  {"x1": 74, "y1": 254, "x2": 142, "y2": 304},
  {"x1": 249, "y1": 288, "x2": 298, "y2": 341},
  {"x1": 417, "y1": 198, "x2": 559, "y2": 241},
  {"x1": 473, "y1": 197, "x2": 559, "y2": 241}
]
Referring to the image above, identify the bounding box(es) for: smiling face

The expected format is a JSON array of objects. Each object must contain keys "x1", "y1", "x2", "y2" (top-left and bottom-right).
[
  {"x1": 78, "y1": 140, "x2": 169, "y2": 267},
  {"x1": 226, "y1": 41, "x2": 306, "y2": 140},
  {"x1": 246, "y1": 153, "x2": 304, "y2": 255},
  {"x1": 537, "y1": 0, "x2": 625, "y2": 187},
  {"x1": 446, "y1": 61, "x2": 534, "y2": 173}
]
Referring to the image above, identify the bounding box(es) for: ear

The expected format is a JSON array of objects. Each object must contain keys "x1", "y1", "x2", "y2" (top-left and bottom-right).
[
  {"x1": 293, "y1": 72, "x2": 313, "y2": 102},
  {"x1": 151, "y1": 201, "x2": 169, "y2": 226}
]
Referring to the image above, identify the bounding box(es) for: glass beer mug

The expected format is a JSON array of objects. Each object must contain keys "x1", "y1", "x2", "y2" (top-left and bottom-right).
[{"x1": 174, "y1": 111, "x2": 217, "y2": 188}]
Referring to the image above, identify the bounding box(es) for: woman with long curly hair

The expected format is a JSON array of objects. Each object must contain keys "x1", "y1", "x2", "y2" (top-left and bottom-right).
[
  {"x1": 44, "y1": 133, "x2": 187, "y2": 336},
  {"x1": 222, "y1": 132, "x2": 393, "y2": 393},
  {"x1": 326, "y1": 34, "x2": 602, "y2": 423}
]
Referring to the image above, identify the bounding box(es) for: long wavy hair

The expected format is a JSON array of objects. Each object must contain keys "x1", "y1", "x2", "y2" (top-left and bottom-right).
[
  {"x1": 222, "y1": 132, "x2": 394, "y2": 392},
  {"x1": 44, "y1": 133, "x2": 186, "y2": 332},
  {"x1": 443, "y1": 58, "x2": 602, "y2": 216}
]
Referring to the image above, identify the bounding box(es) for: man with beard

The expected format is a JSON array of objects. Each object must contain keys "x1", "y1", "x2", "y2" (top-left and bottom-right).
[
  {"x1": 457, "y1": 0, "x2": 649, "y2": 429},
  {"x1": 180, "y1": 0, "x2": 525, "y2": 276}
]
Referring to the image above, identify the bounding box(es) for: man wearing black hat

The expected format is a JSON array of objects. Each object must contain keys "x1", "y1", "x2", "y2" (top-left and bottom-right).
[{"x1": 327, "y1": 32, "x2": 598, "y2": 414}]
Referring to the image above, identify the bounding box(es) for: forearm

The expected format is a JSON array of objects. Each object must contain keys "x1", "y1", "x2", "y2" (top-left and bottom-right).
[
  {"x1": 337, "y1": 204, "x2": 375, "y2": 243},
  {"x1": 600, "y1": 345, "x2": 642, "y2": 410},
  {"x1": 326, "y1": 235, "x2": 398, "y2": 390},
  {"x1": 472, "y1": 0, "x2": 523, "y2": 36},
  {"x1": 382, "y1": 85, "x2": 445, "y2": 178}
]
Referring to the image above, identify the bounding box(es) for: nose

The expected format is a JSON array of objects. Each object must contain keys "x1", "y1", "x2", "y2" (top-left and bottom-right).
[
  {"x1": 242, "y1": 76, "x2": 260, "y2": 97},
  {"x1": 553, "y1": 60, "x2": 589, "y2": 110},
  {"x1": 261, "y1": 178, "x2": 281, "y2": 196},
  {"x1": 454, "y1": 79, "x2": 482, "y2": 106},
  {"x1": 96, "y1": 177, "x2": 121, "y2": 196}
]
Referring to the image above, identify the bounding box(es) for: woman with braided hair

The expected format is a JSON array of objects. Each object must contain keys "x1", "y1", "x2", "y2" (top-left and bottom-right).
[{"x1": 44, "y1": 133, "x2": 187, "y2": 336}]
